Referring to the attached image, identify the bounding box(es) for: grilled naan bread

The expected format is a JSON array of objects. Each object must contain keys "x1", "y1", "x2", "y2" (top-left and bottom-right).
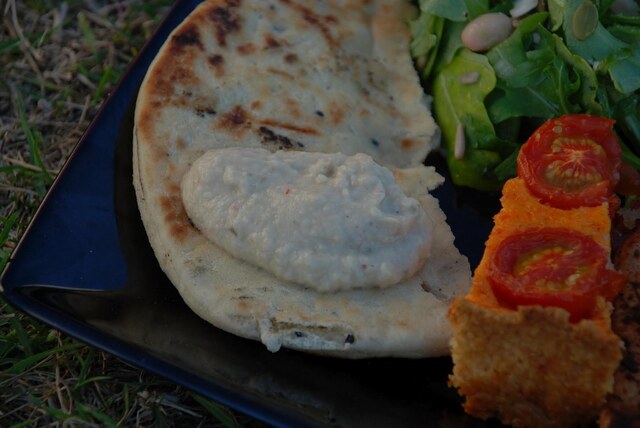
[{"x1": 133, "y1": 0, "x2": 470, "y2": 357}]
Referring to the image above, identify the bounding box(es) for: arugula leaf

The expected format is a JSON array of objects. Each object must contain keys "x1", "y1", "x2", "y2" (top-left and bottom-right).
[
  {"x1": 493, "y1": 147, "x2": 520, "y2": 181},
  {"x1": 600, "y1": 45, "x2": 640, "y2": 94},
  {"x1": 486, "y1": 14, "x2": 584, "y2": 122},
  {"x1": 486, "y1": 13, "x2": 549, "y2": 80},
  {"x1": 418, "y1": 0, "x2": 469, "y2": 21},
  {"x1": 432, "y1": 49, "x2": 508, "y2": 190},
  {"x1": 410, "y1": 0, "x2": 640, "y2": 191},
  {"x1": 548, "y1": 0, "x2": 567, "y2": 30},
  {"x1": 608, "y1": 24, "x2": 640, "y2": 44},
  {"x1": 621, "y1": 141, "x2": 640, "y2": 170},
  {"x1": 560, "y1": 0, "x2": 640, "y2": 95},
  {"x1": 610, "y1": 88, "x2": 640, "y2": 153},
  {"x1": 553, "y1": 31, "x2": 603, "y2": 114},
  {"x1": 409, "y1": 12, "x2": 445, "y2": 78}
]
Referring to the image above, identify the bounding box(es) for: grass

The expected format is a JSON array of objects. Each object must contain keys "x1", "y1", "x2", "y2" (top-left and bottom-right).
[{"x1": 0, "y1": 1, "x2": 265, "y2": 426}]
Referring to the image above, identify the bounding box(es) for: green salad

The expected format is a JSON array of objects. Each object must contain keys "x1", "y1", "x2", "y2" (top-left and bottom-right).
[{"x1": 410, "y1": 0, "x2": 640, "y2": 191}]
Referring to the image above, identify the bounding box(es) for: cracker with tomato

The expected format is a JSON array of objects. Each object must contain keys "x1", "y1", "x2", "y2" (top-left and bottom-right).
[{"x1": 448, "y1": 115, "x2": 626, "y2": 428}]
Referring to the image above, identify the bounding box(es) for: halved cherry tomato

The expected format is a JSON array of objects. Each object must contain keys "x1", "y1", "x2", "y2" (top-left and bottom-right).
[
  {"x1": 487, "y1": 228, "x2": 626, "y2": 322},
  {"x1": 517, "y1": 114, "x2": 621, "y2": 209}
]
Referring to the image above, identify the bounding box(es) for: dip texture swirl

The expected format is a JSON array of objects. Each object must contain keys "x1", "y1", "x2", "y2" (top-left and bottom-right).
[{"x1": 181, "y1": 148, "x2": 433, "y2": 292}]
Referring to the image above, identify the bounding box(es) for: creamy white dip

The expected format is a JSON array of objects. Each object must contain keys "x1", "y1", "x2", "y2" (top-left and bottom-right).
[{"x1": 181, "y1": 148, "x2": 433, "y2": 292}]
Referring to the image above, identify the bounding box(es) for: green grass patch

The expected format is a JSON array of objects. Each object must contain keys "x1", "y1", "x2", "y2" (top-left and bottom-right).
[
  {"x1": 14, "y1": 91, "x2": 53, "y2": 185},
  {"x1": 0, "y1": 38, "x2": 21, "y2": 54},
  {"x1": 77, "y1": 12, "x2": 98, "y2": 60},
  {"x1": 0, "y1": 212, "x2": 18, "y2": 271},
  {"x1": 192, "y1": 393, "x2": 242, "y2": 428}
]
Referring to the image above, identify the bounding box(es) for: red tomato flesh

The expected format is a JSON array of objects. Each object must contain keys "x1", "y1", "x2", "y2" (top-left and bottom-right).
[
  {"x1": 517, "y1": 114, "x2": 621, "y2": 209},
  {"x1": 488, "y1": 228, "x2": 626, "y2": 322}
]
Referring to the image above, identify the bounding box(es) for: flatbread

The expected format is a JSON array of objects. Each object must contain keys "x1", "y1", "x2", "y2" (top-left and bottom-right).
[{"x1": 133, "y1": 0, "x2": 471, "y2": 358}]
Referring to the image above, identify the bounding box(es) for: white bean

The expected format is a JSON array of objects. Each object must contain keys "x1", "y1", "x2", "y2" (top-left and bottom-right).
[
  {"x1": 461, "y1": 13, "x2": 514, "y2": 52},
  {"x1": 510, "y1": 0, "x2": 538, "y2": 18},
  {"x1": 459, "y1": 71, "x2": 480, "y2": 85}
]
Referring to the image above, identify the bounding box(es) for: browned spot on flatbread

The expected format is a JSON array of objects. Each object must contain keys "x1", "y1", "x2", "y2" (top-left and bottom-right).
[
  {"x1": 401, "y1": 138, "x2": 418, "y2": 150},
  {"x1": 208, "y1": 54, "x2": 225, "y2": 78},
  {"x1": 284, "y1": 98, "x2": 302, "y2": 119},
  {"x1": 170, "y1": 66, "x2": 197, "y2": 85},
  {"x1": 328, "y1": 102, "x2": 344, "y2": 125},
  {"x1": 300, "y1": 7, "x2": 334, "y2": 45},
  {"x1": 237, "y1": 43, "x2": 256, "y2": 55},
  {"x1": 264, "y1": 33, "x2": 281, "y2": 49},
  {"x1": 166, "y1": 181, "x2": 181, "y2": 194},
  {"x1": 136, "y1": 106, "x2": 156, "y2": 143},
  {"x1": 396, "y1": 320, "x2": 409, "y2": 328},
  {"x1": 258, "y1": 126, "x2": 305, "y2": 150},
  {"x1": 260, "y1": 118, "x2": 318, "y2": 135},
  {"x1": 145, "y1": 76, "x2": 175, "y2": 100},
  {"x1": 251, "y1": 100, "x2": 262, "y2": 110},
  {"x1": 176, "y1": 138, "x2": 186, "y2": 149},
  {"x1": 284, "y1": 53, "x2": 298, "y2": 63},
  {"x1": 209, "y1": 0, "x2": 242, "y2": 47},
  {"x1": 217, "y1": 105, "x2": 250, "y2": 131},
  {"x1": 279, "y1": 0, "x2": 335, "y2": 46},
  {"x1": 170, "y1": 24, "x2": 203, "y2": 53},
  {"x1": 266, "y1": 67, "x2": 295, "y2": 80},
  {"x1": 159, "y1": 186, "x2": 192, "y2": 242},
  {"x1": 195, "y1": 106, "x2": 217, "y2": 117},
  {"x1": 143, "y1": 28, "x2": 200, "y2": 104},
  {"x1": 325, "y1": 15, "x2": 338, "y2": 24}
]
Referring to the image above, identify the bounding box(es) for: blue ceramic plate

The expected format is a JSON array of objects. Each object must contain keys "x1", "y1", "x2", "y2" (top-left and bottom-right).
[{"x1": 1, "y1": 1, "x2": 500, "y2": 426}]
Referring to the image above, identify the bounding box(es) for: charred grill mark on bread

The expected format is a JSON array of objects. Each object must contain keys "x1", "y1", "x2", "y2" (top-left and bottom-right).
[
  {"x1": 264, "y1": 33, "x2": 281, "y2": 49},
  {"x1": 279, "y1": 0, "x2": 336, "y2": 47},
  {"x1": 266, "y1": 67, "x2": 295, "y2": 80},
  {"x1": 259, "y1": 119, "x2": 318, "y2": 135},
  {"x1": 209, "y1": 0, "x2": 242, "y2": 47},
  {"x1": 236, "y1": 43, "x2": 256, "y2": 55},
  {"x1": 258, "y1": 126, "x2": 304, "y2": 150},
  {"x1": 284, "y1": 53, "x2": 298, "y2": 63},
  {"x1": 195, "y1": 107, "x2": 217, "y2": 118},
  {"x1": 207, "y1": 54, "x2": 225, "y2": 77},
  {"x1": 171, "y1": 25, "x2": 203, "y2": 50}
]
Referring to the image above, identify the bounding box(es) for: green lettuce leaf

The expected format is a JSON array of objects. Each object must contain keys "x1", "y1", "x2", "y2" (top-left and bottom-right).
[
  {"x1": 409, "y1": 11, "x2": 445, "y2": 78},
  {"x1": 418, "y1": 0, "x2": 469, "y2": 21},
  {"x1": 432, "y1": 49, "x2": 511, "y2": 190}
]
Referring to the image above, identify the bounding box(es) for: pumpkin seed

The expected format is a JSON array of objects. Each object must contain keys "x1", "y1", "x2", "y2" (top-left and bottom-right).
[{"x1": 572, "y1": 0, "x2": 599, "y2": 41}]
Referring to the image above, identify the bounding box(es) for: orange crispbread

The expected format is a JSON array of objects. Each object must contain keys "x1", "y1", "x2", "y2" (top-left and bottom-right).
[
  {"x1": 468, "y1": 177, "x2": 611, "y2": 310},
  {"x1": 449, "y1": 177, "x2": 622, "y2": 428}
]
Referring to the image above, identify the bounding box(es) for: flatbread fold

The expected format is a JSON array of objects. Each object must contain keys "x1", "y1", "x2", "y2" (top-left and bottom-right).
[{"x1": 133, "y1": 0, "x2": 471, "y2": 358}]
